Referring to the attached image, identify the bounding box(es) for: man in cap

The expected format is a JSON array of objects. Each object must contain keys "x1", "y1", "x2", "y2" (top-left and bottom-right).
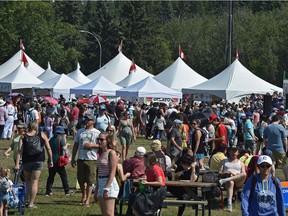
[
  {"x1": 71, "y1": 113, "x2": 100, "y2": 206},
  {"x1": 0, "y1": 99, "x2": 8, "y2": 140},
  {"x1": 95, "y1": 104, "x2": 111, "y2": 132},
  {"x1": 263, "y1": 114, "x2": 288, "y2": 180},
  {"x1": 209, "y1": 114, "x2": 228, "y2": 156},
  {"x1": 123, "y1": 146, "x2": 146, "y2": 179},
  {"x1": 168, "y1": 119, "x2": 183, "y2": 161},
  {"x1": 25, "y1": 101, "x2": 39, "y2": 125},
  {"x1": 151, "y1": 140, "x2": 167, "y2": 177},
  {"x1": 244, "y1": 112, "x2": 258, "y2": 154},
  {"x1": 3, "y1": 100, "x2": 15, "y2": 140}
]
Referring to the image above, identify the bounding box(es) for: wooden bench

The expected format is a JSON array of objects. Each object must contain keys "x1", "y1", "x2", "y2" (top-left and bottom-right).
[{"x1": 160, "y1": 199, "x2": 208, "y2": 216}]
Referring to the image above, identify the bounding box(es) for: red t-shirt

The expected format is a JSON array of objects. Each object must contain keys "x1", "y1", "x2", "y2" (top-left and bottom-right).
[
  {"x1": 71, "y1": 106, "x2": 79, "y2": 121},
  {"x1": 145, "y1": 165, "x2": 166, "y2": 186},
  {"x1": 214, "y1": 123, "x2": 228, "y2": 150}
]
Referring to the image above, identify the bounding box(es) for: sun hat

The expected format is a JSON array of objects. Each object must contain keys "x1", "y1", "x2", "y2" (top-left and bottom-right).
[
  {"x1": 135, "y1": 146, "x2": 146, "y2": 156},
  {"x1": 55, "y1": 126, "x2": 65, "y2": 134},
  {"x1": 246, "y1": 112, "x2": 253, "y2": 118},
  {"x1": 257, "y1": 155, "x2": 272, "y2": 165},
  {"x1": 84, "y1": 113, "x2": 95, "y2": 121},
  {"x1": 0, "y1": 99, "x2": 6, "y2": 107},
  {"x1": 151, "y1": 140, "x2": 162, "y2": 151},
  {"x1": 173, "y1": 119, "x2": 183, "y2": 125},
  {"x1": 17, "y1": 123, "x2": 27, "y2": 129}
]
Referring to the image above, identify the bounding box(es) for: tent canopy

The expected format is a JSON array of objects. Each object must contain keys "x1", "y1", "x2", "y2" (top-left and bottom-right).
[
  {"x1": 0, "y1": 50, "x2": 44, "y2": 79},
  {"x1": 33, "y1": 74, "x2": 81, "y2": 99},
  {"x1": 70, "y1": 76, "x2": 121, "y2": 96},
  {"x1": 67, "y1": 62, "x2": 91, "y2": 84},
  {"x1": 37, "y1": 62, "x2": 59, "y2": 81},
  {"x1": 87, "y1": 52, "x2": 153, "y2": 83},
  {"x1": 182, "y1": 59, "x2": 282, "y2": 101},
  {"x1": 0, "y1": 63, "x2": 43, "y2": 92},
  {"x1": 154, "y1": 57, "x2": 207, "y2": 91},
  {"x1": 116, "y1": 76, "x2": 182, "y2": 99},
  {"x1": 116, "y1": 71, "x2": 148, "y2": 87}
]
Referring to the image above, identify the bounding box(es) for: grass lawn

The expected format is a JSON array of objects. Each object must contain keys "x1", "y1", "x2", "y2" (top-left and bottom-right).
[{"x1": 0, "y1": 136, "x2": 286, "y2": 216}]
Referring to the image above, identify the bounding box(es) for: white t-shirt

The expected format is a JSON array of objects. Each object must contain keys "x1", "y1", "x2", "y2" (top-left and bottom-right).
[{"x1": 74, "y1": 128, "x2": 100, "y2": 160}]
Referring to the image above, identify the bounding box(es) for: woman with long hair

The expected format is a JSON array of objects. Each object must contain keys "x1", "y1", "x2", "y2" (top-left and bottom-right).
[
  {"x1": 191, "y1": 119, "x2": 205, "y2": 170},
  {"x1": 15, "y1": 121, "x2": 53, "y2": 208},
  {"x1": 106, "y1": 125, "x2": 120, "y2": 151},
  {"x1": 96, "y1": 132, "x2": 119, "y2": 216}
]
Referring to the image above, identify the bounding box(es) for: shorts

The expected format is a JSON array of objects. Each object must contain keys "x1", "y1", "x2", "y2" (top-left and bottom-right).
[
  {"x1": 271, "y1": 151, "x2": 286, "y2": 165},
  {"x1": 69, "y1": 120, "x2": 78, "y2": 132},
  {"x1": 196, "y1": 153, "x2": 204, "y2": 159},
  {"x1": 22, "y1": 162, "x2": 43, "y2": 172},
  {"x1": 97, "y1": 177, "x2": 119, "y2": 198},
  {"x1": 77, "y1": 160, "x2": 97, "y2": 185},
  {"x1": 244, "y1": 140, "x2": 255, "y2": 151}
]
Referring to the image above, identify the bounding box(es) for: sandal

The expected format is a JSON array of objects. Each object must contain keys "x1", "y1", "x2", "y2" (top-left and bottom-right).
[
  {"x1": 84, "y1": 204, "x2": 90, "y2": 208},
  {"x1": 28, "y1": 205, "x2": 37, "y2": 209}
]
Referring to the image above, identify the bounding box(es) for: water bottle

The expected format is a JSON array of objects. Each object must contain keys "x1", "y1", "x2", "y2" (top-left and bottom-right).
[{"x1": 139, "y1": 184, "x2": 144, "y2": 193}]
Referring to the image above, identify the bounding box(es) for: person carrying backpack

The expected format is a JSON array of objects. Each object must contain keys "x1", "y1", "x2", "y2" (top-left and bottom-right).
[{"x1": 241, "y1": 155, "x2": 285, "y2": 216}]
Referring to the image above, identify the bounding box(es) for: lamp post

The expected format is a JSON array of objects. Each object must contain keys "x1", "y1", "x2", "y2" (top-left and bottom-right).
[{"x1": 79, "y1": 30, "x2": 102, "y2": 69}]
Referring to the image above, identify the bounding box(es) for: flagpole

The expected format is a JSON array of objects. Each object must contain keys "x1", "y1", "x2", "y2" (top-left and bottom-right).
[{"x1": 79, "y1": 30, "x2": 102, "y2": 69}]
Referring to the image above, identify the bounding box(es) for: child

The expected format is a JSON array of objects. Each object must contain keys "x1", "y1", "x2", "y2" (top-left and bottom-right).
[
  {"x1": 0, "y1": 167, "x2": 18, "y2": 216},
  {"x1": 152, "y1": 111, "x2": 166, "y2": 140},
  {"x1": 44, "y1": 112, "x2": 54, "y2": 139}
]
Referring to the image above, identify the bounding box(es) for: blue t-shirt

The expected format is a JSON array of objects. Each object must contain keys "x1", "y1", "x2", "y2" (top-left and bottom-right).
[
  {"x1": 263, "y1": 123, "x2": 286, "y2": 153},
  {"x1": 244, "y1": 119, "x2": 254, "y2": 141}
]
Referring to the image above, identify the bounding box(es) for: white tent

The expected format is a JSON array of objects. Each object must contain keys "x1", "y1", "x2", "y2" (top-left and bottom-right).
[
  {"x1": 70, "y1": 76, "x2": 121, "y2": 96},
  {"x1": 182, "y1": 59, "x2": 283, "y2": 101},
  {"x1": 154, "y1": 57, "x2": 207, "y2": 91},
  {"x1": 67, "y1": 62, "x2": 91, "y2": 84},
  {"x1": 0, "y1": 50, "x2": 44, "y2": 79},
  {"x1": 0, "y1": 63, "x2": 43, "y2": 92},
  {"x1": 116, "y1": 71, "x2": 148, "y2": 87},
  {"x1": 116, "y1": 76, "x2": 182, "y2": 100},
  {"x1": 87, "y1": 52, "x2": 153, "y2": 83},
  {"x1": 37, "y1": 62, "x2": 59, "y2": 81},
  {"x1": 33, "y1": 74, "x2": 81, "y2": 99}
]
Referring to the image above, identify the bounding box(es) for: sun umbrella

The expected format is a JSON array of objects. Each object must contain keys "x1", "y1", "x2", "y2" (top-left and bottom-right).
[
  {"x1": 8, "y1": 93, "x2": 24, "y2": 97},
  {"x1": 43, "y1": 96, "x2": 58, "y2": 105},
  {"x1": 89, "y1": 95, "x2": 107, "y2": 104},
  {"x1": 78, "y1": 98, "x2": 90, "y2": 104}
]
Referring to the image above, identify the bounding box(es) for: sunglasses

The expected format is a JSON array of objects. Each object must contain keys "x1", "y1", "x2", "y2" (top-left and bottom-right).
[
  {"x1": 107, "y1": 129, "x2": 113, "y2": 132},
  {"x1": 259, "y1": 165, "x2": 271, "y2": 169},
  {"x1": 98, "y1": 138, "x2": 106, "y2": 141},
  {"x1": 192, "y1": 122, "x2": 196, "y2": 125}
]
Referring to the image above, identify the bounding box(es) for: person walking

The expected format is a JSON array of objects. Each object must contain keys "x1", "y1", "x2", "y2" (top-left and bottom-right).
[
  {"x1": 71, "y1": 113, "x2": 100, "y2": 207},
  {"x1": 2, "y1": 101, "x2": 15, "y2": 140},
  {"x1": 96, "y1": 132, "x2": 119, "y2": 216},
  {"x1": 241, "y1": 155, "x2": 285, "y2": 216},
  {"x1": 0, "y1": 100, "x2": 8, "y2": 139},
  {"x1": 45, "y1": 126, "x2": 73, "y2": 196},
  {"x1": 14, "y1": 121, "x2": 53, "y2": 209}
]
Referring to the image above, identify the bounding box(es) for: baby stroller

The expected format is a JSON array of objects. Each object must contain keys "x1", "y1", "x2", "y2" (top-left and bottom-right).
[{"x1": 12, "y1": 171, "x2": 26, "y2": 215}]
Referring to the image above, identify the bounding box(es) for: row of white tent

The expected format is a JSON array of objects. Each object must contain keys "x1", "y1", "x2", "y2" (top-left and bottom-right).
[{"x1": 0, "y1": 49, "x2": 282, "y2": 102}]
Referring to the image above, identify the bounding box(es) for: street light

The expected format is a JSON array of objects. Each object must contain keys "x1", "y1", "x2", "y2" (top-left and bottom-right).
[{"x1": 79, "y1": 30, "x2": 102, "y2": 69}]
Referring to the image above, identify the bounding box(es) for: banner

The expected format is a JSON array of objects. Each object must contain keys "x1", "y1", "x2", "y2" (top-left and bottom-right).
[
  {"x1": 193, "y1": 93, "x2": 212, "y2": 102},
  {"x1": 0, "y1": 83, "x2": 11, "y2": 92},
  {"x1": 144, "y1": 97, "x2": 179, "y2": 106},
  {"x1": 280, "y1": 181, "x2": 288, "y2": 208}
]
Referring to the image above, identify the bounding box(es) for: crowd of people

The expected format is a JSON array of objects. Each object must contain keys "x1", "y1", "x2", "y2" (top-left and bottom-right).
[{"x1": 0, "y1": 91, "x2": 287, "y2": 215}]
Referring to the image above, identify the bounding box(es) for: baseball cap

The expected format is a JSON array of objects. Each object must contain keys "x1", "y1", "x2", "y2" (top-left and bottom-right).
[
  {"x1": 84, "y1": 113, "x2": 95, "y2": 121},
  {"x1": 257, "y1": 155, "x2": 272, "y2": 165},
  {"x1": 135, "y1": 146, "x2": 146, "y2": 156},
  {"x1": 209, "y1": 114, "x2": 218, "y2": 123},
  {"x1": 17, "y1": 123, "x2": 27, "y2": 129},
  {"x1": 55, "y1": 126, "x2": 65, "y2": 134},
  {"x1": 151, "y1": 140, "x2": 161, "y2": 151},
  {"x1": 99, "y1": 105, "x2": 106, "y2": 110},
  {"x1": 246, "y1": 112, "x2": 253, "y2": 117},
  {"x1": 173, "y1": 119, "x2": 183, "y2": 125}
]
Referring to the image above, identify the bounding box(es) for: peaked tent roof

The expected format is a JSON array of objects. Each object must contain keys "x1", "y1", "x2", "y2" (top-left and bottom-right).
[
  {"x1": 67, "y1": 62, "x2": 91, "y2": 84},
  {"x1": 116, "y1": 76, "x2": 182, "y2": 99},
  {"x1": 33, "y1": 74, "x2": 81, "y2": 99},
  {"x1": 116, "y1": 71, "x2": 148, "y2": 87},
  {"x1": 182, "y1": 59, "x2": 282, "y2": 101},
  {"x1": 87, "y1": 52, "x2": 153, "y2": 83},
  {"x1": 0, "y1": 63, "x2": 43, "y2": 91},
  {"x1": 0, "y1": 50, "x2": 44, "y2": 79},
  {"x1": 37, "y1": 62, "x2": 59, "y2": 81},
  {"x1": 154, "y1": 57, "x2": 207, "y2": 91},
  {"x1": 70, "y1": 76, "x2": 121, "y2": 96}
]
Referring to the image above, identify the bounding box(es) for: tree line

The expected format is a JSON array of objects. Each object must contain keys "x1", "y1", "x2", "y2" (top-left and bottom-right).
[{"x1": 0, "y1": 1, "x2": 287, "y2": 87}]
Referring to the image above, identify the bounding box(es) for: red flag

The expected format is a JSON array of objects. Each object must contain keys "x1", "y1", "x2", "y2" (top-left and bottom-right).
[
  {"x1": 236, "y1": 48, "x2": 239, "y2": 59},
  {"x1": 22, "y1": 52, "x2": 29, "y2": 67},
  {"x1": 129, "y1": 59, "x2": 136, "y2": 74},
  {"x1": 20, "y1": 39, "x2": 25, "y2": 50},
  {"x1": 118, "y1": 39, "x2": 123, "y2": 52},
  {"x1": 179, "y1": 45, "x2": 186, "y2": 60}
]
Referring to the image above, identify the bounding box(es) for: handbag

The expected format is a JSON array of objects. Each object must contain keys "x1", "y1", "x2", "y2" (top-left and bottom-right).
[{"x1": 57, "y1": 136, "x2": 69, "y2": 167}]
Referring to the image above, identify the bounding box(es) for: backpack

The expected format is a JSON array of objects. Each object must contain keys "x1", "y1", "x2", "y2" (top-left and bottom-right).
[
  {"x1": 202, "y1": 172, "x2": 221, "y2": 199},
  {"x1": 24, "y1": 134, "x2": 43, "y2": 156},
  {"x1": 26, "y1": 109, "x2": 35, "y2": 124},
  {"x1": 0, "y1": 177, "x2": 10, "y2": 193},
  {"x1": 249, "y1": 175, "x2": 281, "y2": 201}
]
